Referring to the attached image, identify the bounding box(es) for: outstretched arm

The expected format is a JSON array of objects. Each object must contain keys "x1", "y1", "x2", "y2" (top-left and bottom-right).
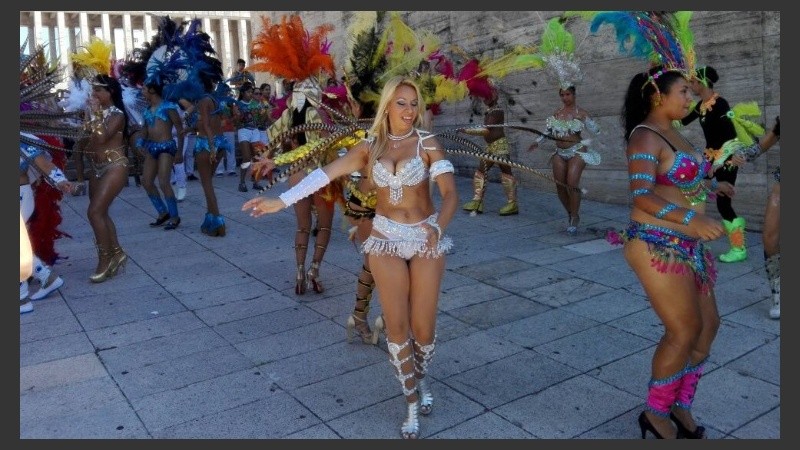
[{"x1": 243, "y1": 140, "x2": 369, "y2": 216}]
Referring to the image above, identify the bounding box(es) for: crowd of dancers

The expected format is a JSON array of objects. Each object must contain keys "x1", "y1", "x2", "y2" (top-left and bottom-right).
[{"x1": 20, "y1": 11, "x2": 780, "y2": 439}]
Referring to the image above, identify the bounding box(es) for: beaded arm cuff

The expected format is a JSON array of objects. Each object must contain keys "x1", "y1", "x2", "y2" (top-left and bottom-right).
[
  {"x1": 584, "y1": 117, "x2": 600, "y2": 134},
  {"x1": 278, "y1": 168, "x2": 330, "y2": 208},
  {"x1": 429, "y1": 160, "x2": 454, "y2": 179}
]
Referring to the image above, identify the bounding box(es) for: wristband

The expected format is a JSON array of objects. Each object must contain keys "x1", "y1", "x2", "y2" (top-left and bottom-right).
[
  {"x1": 278, "y1": 168, "x2": 331, "y2": 208},
  {"x1": 48, "y1": 167, "x2": 67, "y2": 185},
  {"x1": 682, "y1": 209, "x2": 696, "y2": 225}
]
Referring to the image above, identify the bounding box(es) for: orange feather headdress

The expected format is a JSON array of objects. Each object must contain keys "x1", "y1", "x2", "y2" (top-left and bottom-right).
[{"x1": 249, "y1": 14, "x2": 335, "y2": 82}]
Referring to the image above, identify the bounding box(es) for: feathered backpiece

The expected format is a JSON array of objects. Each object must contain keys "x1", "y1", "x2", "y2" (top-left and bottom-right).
[
  {"x1": 20, "y1": 45, "x2": 87, "y2": 148},
  {"x1": 375, "y1": 11, "x2": 442, "y2": 84},
  {"x1": 344, "y1": 11, "x2": 388, "y2": 115},
  {"x1": 590, "y1": 11, "x2": 693, "y2": 76},
  {"x1": 162, "y1": 18, "x2": 223, "y2": 102},
  {"x1": 249, "y1": 14, "x2": 336, "y2": 82},
  {"x1": 450, "y1": 45, "x2": 542, "y2": 102},
  {"x1": 121, "y1": 15, "x2": 180, "y2": 87},
  {"x1": 539, "y1": 17, "x2": 582, "y2": 90}
]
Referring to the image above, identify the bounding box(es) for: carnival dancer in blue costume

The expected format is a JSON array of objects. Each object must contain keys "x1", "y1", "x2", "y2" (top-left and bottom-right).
[{"x1": 593, "y1": 11, "x2": 734, "y2": 439}]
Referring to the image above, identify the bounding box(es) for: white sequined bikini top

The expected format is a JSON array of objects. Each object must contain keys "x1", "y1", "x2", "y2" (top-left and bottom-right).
[
  {"x1": 372, "y1": 129, "x2": 442, "y2": 205},
  {"x1": 546, "y1": 115, "x2": 584, "y2": 138}
]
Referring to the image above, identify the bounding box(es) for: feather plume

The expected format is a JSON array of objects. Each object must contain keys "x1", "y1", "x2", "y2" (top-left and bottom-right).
[
  {"x1": 70, "y1": 37, "x2": 114, "y2": 77},
  {"x1": 249, "y1": 14, "x2": 335, "y2": 82},
  {"x1": 729, "y1": 101, "x2": 765, "y2": 146},
  {"x1": 590, "y1": 11, "x2": 691, "y2": 74}
]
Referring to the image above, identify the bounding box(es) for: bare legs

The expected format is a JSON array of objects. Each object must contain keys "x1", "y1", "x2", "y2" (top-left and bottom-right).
[
  {"x1": 552, "y1": 154, "x2": 586, "y2": 233},
  {"x1": 142, "y1": 152, "x2": 178, "y2": 227},
  {"x1": 87, "y1": 163, "x2": 128, "y2": 282},
  {"x1": 370, "y1": 252, "x2": 445, "y2": 438},
  {"x1": 624, "y1": 239, "x2": 720, "y2": 438}
]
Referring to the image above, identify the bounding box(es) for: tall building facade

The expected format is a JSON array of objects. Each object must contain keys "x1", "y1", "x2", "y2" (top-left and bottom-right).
[{"x1": 19, "y1": 11, "x2": 253, "y2": 85}]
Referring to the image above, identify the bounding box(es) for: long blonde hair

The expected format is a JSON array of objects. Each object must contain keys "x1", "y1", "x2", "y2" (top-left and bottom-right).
[{"x1": 367, "y1": 76, "x2": 426, "y2": 179}]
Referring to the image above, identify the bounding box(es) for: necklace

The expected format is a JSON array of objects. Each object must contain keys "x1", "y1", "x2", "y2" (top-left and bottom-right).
[{"x1": 388, "y1": 127, "x2": 415, "y2": 148}]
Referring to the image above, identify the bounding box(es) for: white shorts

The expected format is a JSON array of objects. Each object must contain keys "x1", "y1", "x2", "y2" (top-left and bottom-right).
[{"x1": 237, "y1": 128, "x2": 260, "y2": 143}]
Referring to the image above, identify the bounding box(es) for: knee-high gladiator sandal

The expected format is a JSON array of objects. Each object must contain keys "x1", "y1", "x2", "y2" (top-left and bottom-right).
[
  {"x1": 294, "y1": 228, "x2": 310, "y2": 295},
  {"x1": 307, "y1": 226, "x2": 331, "y2": 293},
  {"x1": 388, "y1": 338, "x2": 420, "y2": 439},
  {"x1": 414, "y1": 335, "x2": 436, "y2": 415},
  {"x1": 346, "y1": 265, "x2": 378, "y2": 344}
]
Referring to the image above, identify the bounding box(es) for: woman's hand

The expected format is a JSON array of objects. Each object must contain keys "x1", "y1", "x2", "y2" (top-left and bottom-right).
[
  {"x1": 715, "y1": 181, "x2": 735, "y2": 198},
  {"x1": 252, "y1": 158, "x2": 276, "y2": 182},
  {"x1": 242, "y1": 196, "x2": 285, "y2": 217},
  {"x1": 57, "y1": 180, "x2": 75, "y2": 195},
  {"x1": 687, "y1": 214, "x2": 725, "y2": 241}
]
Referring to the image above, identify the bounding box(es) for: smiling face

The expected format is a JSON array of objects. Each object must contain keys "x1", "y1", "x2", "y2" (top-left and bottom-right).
[
  {"x1": 659, "y1": 76, "x2": 693, "y2": 120},
  {"x1": 387, "y1": 84, "x2": 419, "y2": 134}
]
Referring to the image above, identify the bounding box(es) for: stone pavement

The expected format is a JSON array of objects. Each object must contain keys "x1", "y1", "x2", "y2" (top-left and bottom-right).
[{"x1": 19, "y1": 173, "x2": 780, "y2": 439}]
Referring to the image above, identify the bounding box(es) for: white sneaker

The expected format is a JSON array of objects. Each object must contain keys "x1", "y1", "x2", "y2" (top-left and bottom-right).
[
  {"x1": 176, "y1": 186, "x2": 187, "y2": 202},
  {"x1": 769, "y1": 295, "x2": 780, "y2": 320},
  {"x1": 30, "y1": 275, "x2": 64, "y2": 301},
  {"x1": 20, "y1": 299, "x2": 33, "y2": 314}
]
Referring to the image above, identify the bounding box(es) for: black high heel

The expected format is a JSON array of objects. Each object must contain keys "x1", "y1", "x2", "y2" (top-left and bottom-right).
[
  {"x1": 638, "y1": 411, "x2": 676, "y2": 439},
  {"x1": 670, "y1": 412, "x2": 706, "y2": 439},
  {"x1": 150, "y1": 212, "x2": 170, "y2": 227},
  {"x1": 164, "y1": 217, "x2": 181, "y2": 230}
]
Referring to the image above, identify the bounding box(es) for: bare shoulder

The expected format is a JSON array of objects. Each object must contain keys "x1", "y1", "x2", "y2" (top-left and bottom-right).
[{"x1": 626, "y1": 126, "x2": 663, "y2": 156}]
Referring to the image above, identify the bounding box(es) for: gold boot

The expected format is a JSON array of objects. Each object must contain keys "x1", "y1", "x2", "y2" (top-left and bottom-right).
[
  {"x1": 462, "y1": 172, "x2": 486, "y2": 213},
  {"x1": 499, "y1": 173, "x2": 519, "y2": 216},
  {"x1": 89, "y1": 246, "x2": 115, "y2": 283}
]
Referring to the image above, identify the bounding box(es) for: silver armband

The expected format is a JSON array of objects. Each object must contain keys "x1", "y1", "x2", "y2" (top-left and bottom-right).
[
  {"x1": 429, "y1": 160, "x2": 454, "y2": 179},
  {"x1": 278, "y1": 168, "x2": 330, "y2": 208},
  {"x1": 584, "y1": 117, "x2": 600, "y2": 134}
]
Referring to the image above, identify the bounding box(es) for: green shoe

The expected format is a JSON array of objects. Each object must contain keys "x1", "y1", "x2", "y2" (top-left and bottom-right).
[
  {"x1": 463, "y1": 199, "x2": 483, "y2": 213},
  {"x1": 499, "y1": 201, "x2": 518, "y2": 216},
  {"x1": 718, "y1": 247, "x2": 747, "y2": 263}
]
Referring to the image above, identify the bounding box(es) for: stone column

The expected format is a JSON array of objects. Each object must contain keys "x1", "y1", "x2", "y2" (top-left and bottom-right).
[
  {"x1": 122, "y1": 14, "x2": 134, "y2": 59},
  {"x1": 79, "y1": 12, "x2": 90, "y2": 46},
  {"x1": 144, "y1": 14, "x2": 153, "y2": 41},
  {"x1": 32, "y1": 11, "x2": 43, "y2": 55},
  {"x1": 238, "y1": 19, "x2": 249, "y2": 64},
  {"x1": 101, "y1": 13, "x2": 112, "y2": 42},
  {"x1": 220, "y1": 18, "x2": 233, "y2": 80},
  {"x1": 56, "y1": 11, "x2": 72, "y2": 75}
]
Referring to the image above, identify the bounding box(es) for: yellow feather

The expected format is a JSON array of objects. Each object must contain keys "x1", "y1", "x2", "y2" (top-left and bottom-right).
[{"x1": 71, "y1": 37, "x2": 114, "y2": 76}]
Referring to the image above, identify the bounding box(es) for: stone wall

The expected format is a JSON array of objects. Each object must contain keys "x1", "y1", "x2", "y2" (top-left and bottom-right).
[{"x1": 252, "y1": 11, "x2": 780, "y2": 230}]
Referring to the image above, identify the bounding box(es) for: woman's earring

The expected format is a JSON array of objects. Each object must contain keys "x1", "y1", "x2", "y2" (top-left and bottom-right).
[{"x1": 653, "y1": 94, "x2": 662, "y2": 107}]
